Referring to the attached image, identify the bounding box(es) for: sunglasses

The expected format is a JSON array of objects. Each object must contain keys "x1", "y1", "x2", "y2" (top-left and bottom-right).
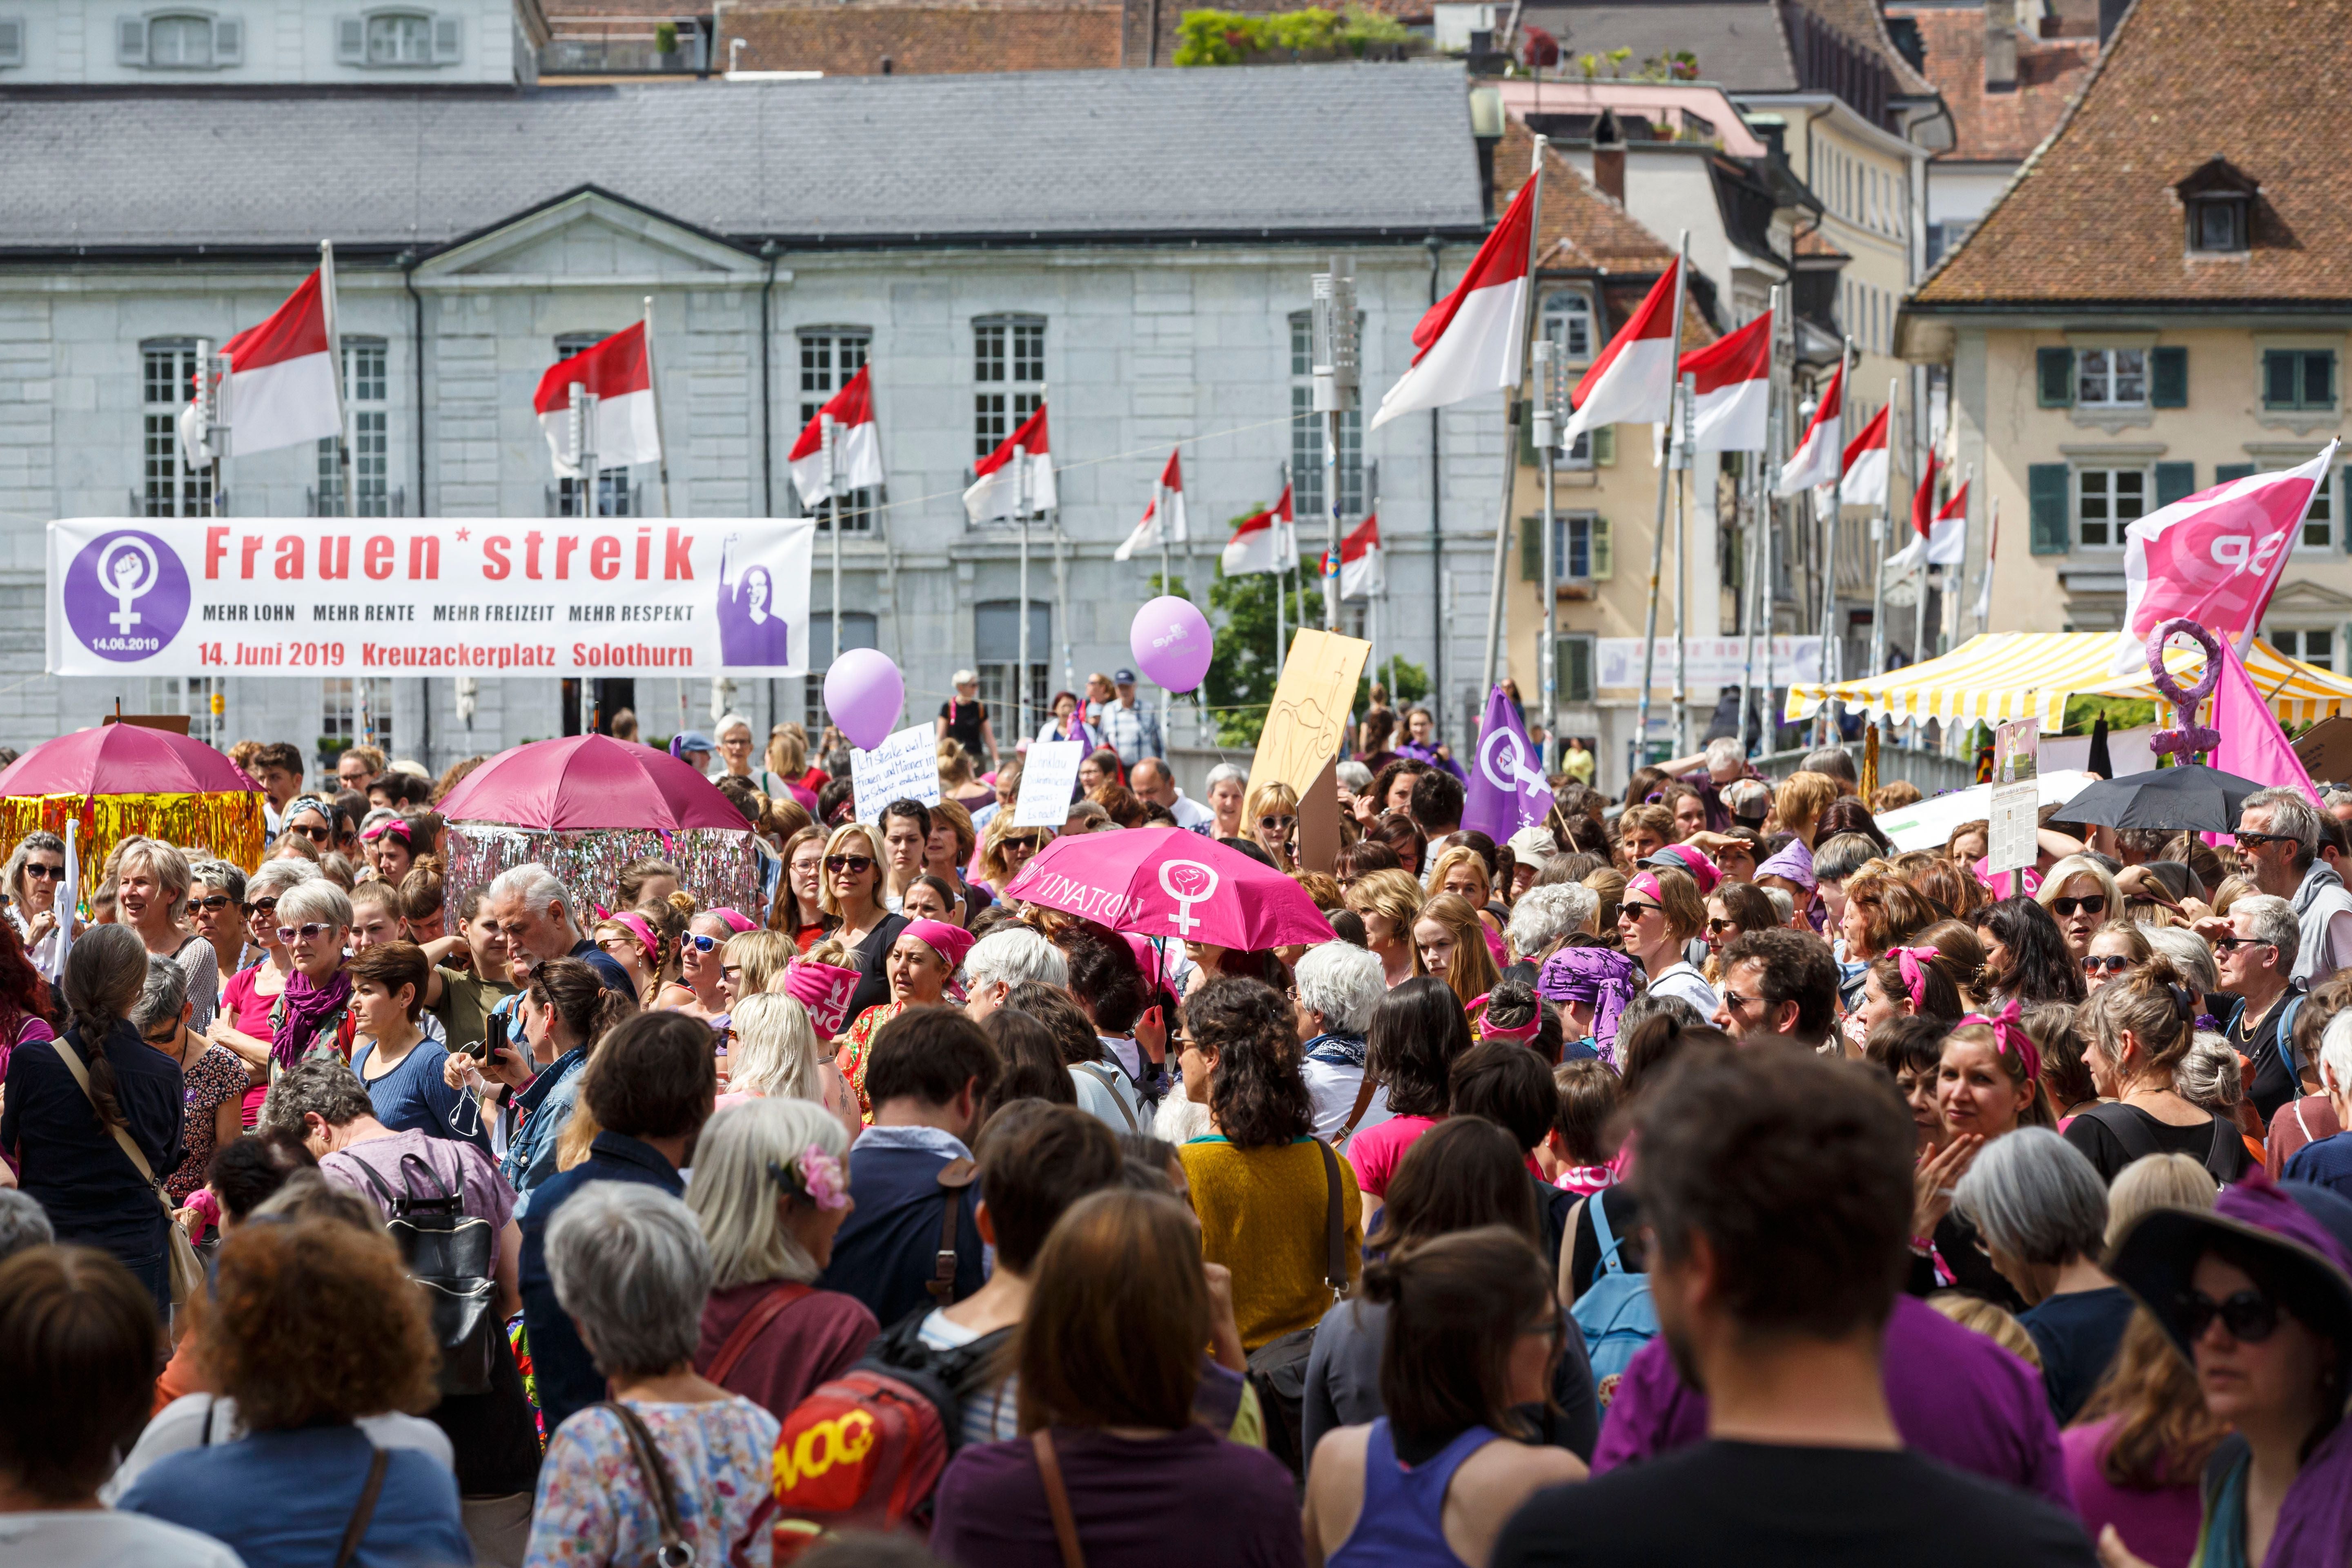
[
  {"x1": 1705, "y1": 917, "x2": 1742, "y2": 935},
  {"x1": 1619, "y1": 901, "x2": 1662, "y2": 920},
  {"x1": 2180, "y1": 1287, "x2": 2281, "y2": 1345},
  {"x1": 143, "y1": 1026, "x2": 181, "y2": 1047},
  {"x1": 2081, "y1": 953, "x2": 2134, "y2": 975},
  {"x1": 1718, "y1": 988, "x2": 1762, "y2": 1012},
  {"x1": 249, "y1": 897, "x2": 279, "y2": 916},
  {"x1": 276, "y1": 923, "x2": 335, "y2": 943},
  {"x1": 1258, "y1": 815, "x2": 1298, "y2": 832},
  {"x1": 2050, "y1": 895, "x2": 2107, "y2": 918},
  {"x1": 193, "y1": 893, "x2": 234, "y2": 912},
  {"x1": 685, "y1": 932, "x2": 722, "y2": 953},
  {"x1": 1001, "y1": 834, "x2": 1044, "y2": 851},
  {"x1": 2214, "y1": 935, "x2": 2276, "y2": 953},
  {"x1": 2234, "y1": 831, "x2": 2301, "y2": 848},
  {"x1": 825, "y1": 855, "x2": 875, "y2": 875},
  {"x1": 20, "y1": 863, "x2": 61, "y2": 880},
  {"x1": 288, "y1": 823, "x2": 332, "y2": 843}
]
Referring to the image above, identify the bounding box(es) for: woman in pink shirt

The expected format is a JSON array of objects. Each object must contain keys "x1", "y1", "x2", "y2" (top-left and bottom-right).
[{"x1": 1346, "y1": 977, "x2": 1473, "y2": 1223}]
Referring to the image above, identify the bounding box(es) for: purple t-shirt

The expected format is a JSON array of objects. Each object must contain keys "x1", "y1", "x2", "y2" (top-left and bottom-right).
[
  {"x1": 1593, "y1": 1292, "x2": 2069, "y2": 1505},
  {"x1": 2060, "y1": 1415, "x2": 2201, "y2": 1568},
  {"x1": 931, "y1": 1424, "x2": 1301, "y2": 1568},
  {"x1": 321, "y1": 1127, "x2": 517, "y2": 1234}
]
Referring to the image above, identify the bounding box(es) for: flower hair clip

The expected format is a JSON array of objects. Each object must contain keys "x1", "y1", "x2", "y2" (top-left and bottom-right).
[{"x1": 768, "y1": 1146, "x2": 850, "y2": 1212}]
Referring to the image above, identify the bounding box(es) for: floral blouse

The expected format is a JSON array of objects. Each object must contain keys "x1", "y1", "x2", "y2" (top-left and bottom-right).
[
  {"x1": 165, "y1": 1043, "x2": 247, "y2": 1202},
  {"x1": 522, "y1": 1396, "x2": 780, "y2": 1568},
  {"x1": 837, "y1": 1000, "x2": 907, "y2": 1123}
]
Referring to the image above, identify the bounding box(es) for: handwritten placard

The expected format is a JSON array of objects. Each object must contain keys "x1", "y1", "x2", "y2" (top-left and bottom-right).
[
  {"x1": 1014, "y1": 740, "x2": 1086, "y2": 827},
  {"x1": 852, "y1": 724, "x2": 942, "y2": 823}
]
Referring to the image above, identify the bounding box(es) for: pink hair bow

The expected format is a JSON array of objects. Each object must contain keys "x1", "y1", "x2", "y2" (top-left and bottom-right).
[
  {"x1": 1889, "y1": 946, "x2": 1941, "y2": 1009},
  {"x1": 1961, "y1": 1000, "x2": 2039, "y2": 1085},
  {"x1": 1466, "y1": 991, "x2": 1541, "y2": 1044}
]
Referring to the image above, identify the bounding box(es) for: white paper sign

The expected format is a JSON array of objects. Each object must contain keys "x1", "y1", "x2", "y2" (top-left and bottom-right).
[
  {"x1": 1987, "y1": 718, "x2": 2040, "y2": 874},
  {"x1": 1014, "y1": 740, "x2": 1086, "y2": 828},
  {"x1": 1595, "y1": 637, "x2": 1824, "y2": 691},
  {"x1": 852, "y1": 724, "x2": 942, "y2": 823}
]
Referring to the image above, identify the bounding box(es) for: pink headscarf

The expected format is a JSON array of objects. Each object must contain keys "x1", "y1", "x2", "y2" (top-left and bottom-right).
[
  {"x1": 1886, "y1": 945, "x2": 1942, "y2": 1009},
  {"x1": 708, "y1": 907, "x2": 758, "y2": 935},
  {"x1": 606, "y1": 911, "x2": 659, "y2": 963},
  {"x1": 1646, "y1": 844, "x2": 1721, "y2": 896},
  {"x1": 1626, "y1": 871, "x2": 1664, "y2": 906},
  {"x1": 1960, "y1": 1000, "x2": 2040, "y2": 1085},
  {"x1": 782, "y1": 959, "x2": 862, "y2": 1035},
  {"x1": 902, "y1": 918, "x2": 977, "y2": 973},
  {"x1": 1467, "y1": 993, "x2": 1541, "y2": 1043}
]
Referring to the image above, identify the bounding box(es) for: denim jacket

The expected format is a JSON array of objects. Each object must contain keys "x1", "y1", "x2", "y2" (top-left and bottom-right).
[{"x1": 502, "y1": 1044, "x2": 588, "y2": 1213}]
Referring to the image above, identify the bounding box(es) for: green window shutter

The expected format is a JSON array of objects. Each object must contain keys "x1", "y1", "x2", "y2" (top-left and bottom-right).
[
  {"x1": 2217, "y1": 463, "x2": 2256, "y2": 484},
  {"x1": 2311, "y1": 351, "x2": 2337, "y2": 410},
  {"x1": 1591, "y1": 517, "x2": 1613, "y2": 579},
  {"x1": 2343, "y1": 467, "x2": 2352, "y2": 551},
  {"x1": 1520, "y1": 516, "x2": 1541, "y2": 582},
  {"x1": 2154, "y1": 462, "x2": 2196, "y2": 508},
  {"x1": 1592, "y1": 425, "x2": 1615, "y2": 466},
  {"x1": 2037, "y1": 347, "x2": 2074, "y2": 408},
  {"x1": 2151, "y1": 346, "x2": 2188, "y2": 408},
  {"x1": 1518, "y1": 404, "x2": 1539, "y2": 466},
  {"x1": 2265, "y1": 350, "x2": 2297, "y2": 409},
  {"x1": 1559, "y1": 637, "x2": 1594, "y2": 703},
  {"x1": 2028, "y1": 463, "x2": 2071, "y2": 554}
]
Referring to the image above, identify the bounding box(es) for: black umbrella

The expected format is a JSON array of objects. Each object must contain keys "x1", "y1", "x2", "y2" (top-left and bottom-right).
[{"x1": 2057, "y1": 764, "x2": 2268, "y2": 832}]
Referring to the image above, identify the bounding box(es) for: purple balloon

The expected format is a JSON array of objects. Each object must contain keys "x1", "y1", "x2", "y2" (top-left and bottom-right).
[
  {"x1": 823, "y1": 648, "x2": 905, "y2": 751},
  {"x1": 1129, "y1": 596, "x2": 1214, "y2": 694}
]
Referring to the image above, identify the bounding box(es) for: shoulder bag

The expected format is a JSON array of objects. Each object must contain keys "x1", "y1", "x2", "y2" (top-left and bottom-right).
[
  {"x1": 48, "y1": 1037, "x2": 203, "y2": 1309},
  {"x1": 1243, "y1": 1138, "x2": 1348, "y2": 1475},
  {"x1": 705, "y1": 1281, "x2": 816, "y2": 1386},
  {"x1": 599, "y1": 1401, "x2": 698, "y2": 1568},
  {"x1": 1033, "y1": 1429, "x2": 1086, "y2": 1568}
]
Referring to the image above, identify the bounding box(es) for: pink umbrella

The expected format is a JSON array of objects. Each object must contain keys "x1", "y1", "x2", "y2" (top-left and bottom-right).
[
  {"x1": 0, "y1": 723, "x2": 260, "y2": 796},
  {"x1": 1001, "y1": 827, "x2": 1335, "y2": 951},
  {"x1": 434, "y1": 734, "x2": 744, "y2": 831}
]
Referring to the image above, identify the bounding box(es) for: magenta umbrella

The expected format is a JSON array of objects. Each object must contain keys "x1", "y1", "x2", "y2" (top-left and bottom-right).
[
  {"x1": 1001, "y1": 827, "x2": 1335, "y2": 951},
  {"x1": 434, "y1": 735, "x2": 744, "y2": 832},
  {"x1": 0, "y1": 723, "x2": 259, "y2": 796}
]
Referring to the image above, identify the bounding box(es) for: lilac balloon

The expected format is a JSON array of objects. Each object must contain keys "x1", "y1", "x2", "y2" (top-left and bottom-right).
[
  {"x1": 1129, "y1": 596, "x2": 1214, "y2": 694},
  {"x1": 823, "y1": 648, "x2": 905, "y2": 751}
]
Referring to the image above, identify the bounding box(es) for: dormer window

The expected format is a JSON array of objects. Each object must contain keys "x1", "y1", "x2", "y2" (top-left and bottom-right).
[
  {"x1": 118, "y1": 11, "x2": 242, "y2": 68},
  {"x1": 336, "y1": 9, "x2": 459, "y2": 65},
  {"x1": 2176, "y1": 156, "x2": 2258, "y2": 254},
  {"x1": 367, "y1": 12, "x2": 427, "y2": 62}
]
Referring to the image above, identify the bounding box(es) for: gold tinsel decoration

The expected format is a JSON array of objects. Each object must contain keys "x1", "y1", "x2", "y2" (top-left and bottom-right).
[{"x1": 0, "y1": 791, "x2": 266, "y2": 877}]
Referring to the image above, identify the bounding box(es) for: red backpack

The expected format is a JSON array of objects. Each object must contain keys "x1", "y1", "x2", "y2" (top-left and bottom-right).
[{"x1": 771, "y1": 1311, "x2": 1013, "y2": 1562}]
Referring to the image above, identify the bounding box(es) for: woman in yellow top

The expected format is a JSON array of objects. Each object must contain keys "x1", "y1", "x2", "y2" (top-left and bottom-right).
[
  {"x1": 835, "y1": 918, "x2": 975, "y2": 1119},
  {"x1": 1176, "y1": 975, "x2": 1364, "y2": 1352}
]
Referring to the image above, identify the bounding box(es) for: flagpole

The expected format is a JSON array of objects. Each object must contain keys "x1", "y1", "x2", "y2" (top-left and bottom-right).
[
  {"x1": 1672, "y1": 369, "x2": 1695, "y2": 755},
  {"x1": 824, "y1": 413, "x2": 840, "y2": 697},
  {"x1": 1534, "y1": 340, "x2": 1558, "y2": 773},
  {"x1": 1156, "y1": 475, "x2": 1172, "y2": 741},
  {"x1": 1276, "y1": 461, "x2": 1289, "y2": 677},
  {"x1": 643, "y1": 296, "x2": 673, "y2": 519},
  {"x1": 1737, "y1": 291, "x2": 1779, "y2": 756},
  {"x1": 1942, "y1": 461, "x2": 1973, "y2": 663},
  {"x1": 1015, "y1": 442, "x2": 1031, "y2": 744},
  {"x1": 1869, "y1": 376, "x2": 1898, "y2": 681},
  {"x1": 1760, "y1": 292, "x2": 1786, "y2": 755},
  {"x1": 320, "y1": 240, "x2": 355, "y2": 519},
  {"x1": 1480, "y1": 133, "x2": 1547, "y2": 709},
  {"x1": 1633, "y1": 229, "x2": 1691, "y2": 778},
  {"x1": 1369, "y1": 465, "x2": 1385, "y2": 706},
  {"x1": 1815, "y1": 336, "x2": 1855, "y2": 747}
]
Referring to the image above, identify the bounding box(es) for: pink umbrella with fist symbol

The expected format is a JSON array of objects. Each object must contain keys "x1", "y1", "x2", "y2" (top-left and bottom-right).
[{"x1": 1000, "y1": 826, "x2": 1334, "y2": 951}]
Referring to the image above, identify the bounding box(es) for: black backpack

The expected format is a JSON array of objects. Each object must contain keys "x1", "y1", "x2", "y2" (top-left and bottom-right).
[{"x1": 352, "y1": 1150, "x2": 501, "y2": 1396}]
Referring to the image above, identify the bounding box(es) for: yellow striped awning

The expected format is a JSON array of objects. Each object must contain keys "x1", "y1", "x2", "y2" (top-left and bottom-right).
[{"x1": 1784, "y1": 633, "x2": 2352, "y2": 733}]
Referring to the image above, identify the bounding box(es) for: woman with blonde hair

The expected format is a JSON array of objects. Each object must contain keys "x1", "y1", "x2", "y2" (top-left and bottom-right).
[
  {"x1": 1428, "y1": 844, "x2": 1505, "y2": 940},
  {"x1": 2065, "y1": 956, "x2": 2250, "y2": 1184},
  {"x1": 763, "y1": 724, "x2": 819, "y2": 812},
  {"x1": 1345, "y1": 869, "x2": 1424, "y2": 990},
  {"x1": 717, "y1": 991, "x2": 860, "y2": 1138},
  {"x1": 817, "y1": 820, "x2": 906, "y2": 1025},
  {"x1": 112, "y1": 836, "x2": 218, "y2": 1032},
  {"x1": 1582, "y1": 866, "x2": 1628, "y2": 938},
  {"x1": 1412, "y1": 892, "x2": 1500, "y2": 1013},
  {"x1": 2036, "y1": 854, "x2": 2123, "y2": 966},
  {"x1": 686, "y1": 1097, "x2": 874, "y2": 1420},
  {"x1": 1244, "y1": 780, "x2": 1301, "y2": 872},
  {"x1": 717, "y1": 930, "x2": 797, "y2": 1012},
  {"x1": 977, "y1": 813, "x2": 1050, "y2": 900},
  {"x1": 1773, "y1": 770, "x2": 1841, "y2": 849}
]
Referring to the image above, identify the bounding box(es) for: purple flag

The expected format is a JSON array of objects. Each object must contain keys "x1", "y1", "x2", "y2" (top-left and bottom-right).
[{"x1": 1462, "y1": 684, "x2": 1555, "y2": 842}]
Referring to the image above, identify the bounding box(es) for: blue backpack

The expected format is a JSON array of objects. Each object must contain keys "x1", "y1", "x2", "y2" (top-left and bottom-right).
[{"x1": 1571, "y1": 1194, "x2": 1658, "y2": 1401}]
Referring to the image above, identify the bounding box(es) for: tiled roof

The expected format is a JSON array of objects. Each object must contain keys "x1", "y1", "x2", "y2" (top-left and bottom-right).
[
  {"x1": 1790, "y1": 0, "x2": 1936, "y2": 96},
  {"x1": 1794, "y1": 225, "x2": 1848, "y2": 258},
  {"x1": 0, "y1": 65, "x2": 1485, "y2": 252},
  {"x1": 726, "y1": 1, "x2": 1121, "y2": 74},
  {"x1": 1890, "y1": 4, "x2": 2094, "y2": 163},
  {"x1": 1514, "y1": 3, "x2": 1800, "y2": 91},
  {"x1": 1913, "y1": 0, "x2": 2352, "y2": 306}
]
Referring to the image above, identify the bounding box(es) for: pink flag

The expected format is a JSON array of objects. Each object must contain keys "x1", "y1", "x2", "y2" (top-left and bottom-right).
[
  {"x1": 2212, "y1": 635, "x2": 2319, "y2": 805},
  {"x1": 2121, "y1": 442, "x2": 2339, "y2": 659}
]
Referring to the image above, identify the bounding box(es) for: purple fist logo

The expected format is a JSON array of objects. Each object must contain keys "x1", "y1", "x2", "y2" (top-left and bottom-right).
[
  {"x1": 1158, "y1": 859, "x2": 1220, "y2": 936},
  {"x1": 63, "y1": 531, "x2": 190, "y2": 663}
]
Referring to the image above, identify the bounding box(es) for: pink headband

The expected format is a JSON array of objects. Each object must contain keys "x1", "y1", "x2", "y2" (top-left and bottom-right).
[
  {"x1": 606, "y1": 911, "x2": 658, "y2": 962},
  {"x1": 782, "y1": 959, "x2": 862, "y2": 1035},
  {"x1": 1467, "y1": 992, "x2": 1541, "y2": 1043},
  {"x1": 1961, "y1": 1000, "x2": 2040, "y2": 1085},
  {"x1": 708, "y1": 907, "x2": 757, "y2": 935},
  {"x1": 1627, "y1": 871, "x2": 1664, "y2": 905},
  {"x1": 1888, "y1": 946, "x2": 1941, "y2": 1009},
  {"x1": 363, "y1": 817, "x2": 410, "y2": 845},
  {"x1": 903, "y1": 917, "x2": 976, "y2": 972}
]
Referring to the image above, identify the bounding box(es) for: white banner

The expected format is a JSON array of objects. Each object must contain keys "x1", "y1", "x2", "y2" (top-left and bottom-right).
[
  {"x1": 46, "y1": 518, "x2": 815, "y2": 679},
  {"x1": 851, "y1": 724, "x2": 942, "y2": 824},
  {"x1": 1014, "y1": 740, "x2": 1086, "y2": 827},
  {"x1": 1594, "y1": 637, "x2": 1824, "y2": 692}
]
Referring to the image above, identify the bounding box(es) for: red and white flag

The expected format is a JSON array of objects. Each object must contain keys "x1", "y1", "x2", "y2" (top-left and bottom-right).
[
  {"x1": 963, "y1": 404, "x2": 1055, "y2": 523},
  {"x1": 1564, "y1": 258, "x2": 1682, "y2": 446},
  {"x1": 788, "y1": 365, "x2": 884, "y2": 506},
  {"x1": 1114, "y1": 450, "x2": 1188, "y2": 562},
  {"x1": 2118, "y1": 441, "x2": 2341, "y2": 664},
  {"x1": 1222, "y1": 486, "x2": 1294, "y2": 577},
  {"x1": 1679, "y1": 308, "x2": 1770, "y2": 454},
  {"x1": 1889, "y1": 454, "x2": 1967, "y2": 573},
  {"x1": 212, "y1": 268, "x2": 345, "y2": 458},
  {"x1": 533, "y1": 323, "x2": 662, "y2": 477},
  {"x1": 1775, "y1": 359, "x2": 1845, "y2": 495},
  {"x1": 1369, "y1": 174, "x2": 1540, "y2": 431},
  {"x1": 1339, "y1": 513, "x2": 1384, "y2": 599},
  {"x1": 1837, "y1": 403, "x2": 1891, "y2": 506}
]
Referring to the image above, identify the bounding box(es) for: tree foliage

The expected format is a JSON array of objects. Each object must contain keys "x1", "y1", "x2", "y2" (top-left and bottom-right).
[{"x1": 1174, "y1": 7, "x2": 1414, "y2": 65}]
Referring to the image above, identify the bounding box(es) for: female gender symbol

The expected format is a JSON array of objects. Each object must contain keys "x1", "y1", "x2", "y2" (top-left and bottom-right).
[{"x1": 2145, "y1": 617, "x2": 2223, "y2": 759}]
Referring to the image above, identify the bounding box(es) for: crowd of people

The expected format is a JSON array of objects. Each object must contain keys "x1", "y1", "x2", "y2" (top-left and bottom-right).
[{"x1": 4, "y1": 705, "x2": 2352, "y2": 1568}]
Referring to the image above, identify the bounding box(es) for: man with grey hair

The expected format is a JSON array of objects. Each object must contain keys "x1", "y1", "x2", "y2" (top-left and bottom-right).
[
  {"x1": 1130, "y1": 757, "x2": 1213, "y2": 832},
  {"x1": 1800, "y1": 744, "x2": 1859, "y2": 795},
  {"x1": 485, "y1": 862, "x2": 633, "y2": 998},
  {"x1": 1291, "y1": 942, "x2": 1390, "y2": 1138},
  {"x1": 963, "y1": 927, "x2": 1069, "y2": 1023},
  {"x1": 2210, "y1": 891, "x2": 2314, "y2": 1120},
  {"x1": 1952, "y1": 1128, "x2": 2128, "y2": 1423},
  {"x1": 1505, "y1": 883, "x2": 1597, "y2": 971},
  {"x1": 1659, "y1": 734, "x2": 1764, "y2": 830},
  {"x1": 2233, "y1": 787, "x2": 2352, "y2": 983}
]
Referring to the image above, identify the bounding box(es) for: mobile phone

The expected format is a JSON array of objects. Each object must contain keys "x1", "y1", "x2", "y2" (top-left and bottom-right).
[{"x1": 468, "y1": 1009, "x2": 509, "y2": 1062}]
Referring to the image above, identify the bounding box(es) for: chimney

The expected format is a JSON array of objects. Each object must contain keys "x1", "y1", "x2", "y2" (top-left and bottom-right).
[
  {"x1": 2096, "y1": 0, "x2": 2128, "y2": 45},
  {"x1": 1984, "y1": 0, "x2": 2018, "y2": 91},
  {"x1": 1592, "y1": 108, "x2": 1626, "y2": 203}
]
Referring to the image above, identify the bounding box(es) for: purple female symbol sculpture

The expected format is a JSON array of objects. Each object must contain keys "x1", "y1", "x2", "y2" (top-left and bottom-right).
[{"x1": 2145, "y1": 617, "x2": 2223, "y2": 760}]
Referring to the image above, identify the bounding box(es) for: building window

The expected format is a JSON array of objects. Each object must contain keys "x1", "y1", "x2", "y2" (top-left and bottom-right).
[
  {"x1": 2076, "y1": 348, "x2": 2147, "y2": 408},
  {"x1": 797, "y1": 328, "x2": 873, "y2": 533},
  {"x1": 148, "y1": 676, "x2": 223, "y2": 748},
  {"x1": 2269, "y1": 627, "x2": 2334, "y2": 671},
  {"x1": 366, "y1": 11, "x2": 428, "y2": 61},
  {"x1": 2076, "y1": 467, "x2": 2147, "y2": 548},
  {"x1": 973, "y1": 599, "x2": 1049, "y2": 736},
  {"x1": 321, "y1": 675, "x2": 394, "y2": 756},
  {"x1": 2291, "y1": 464, "x2": 2334, "y2": 549},
  {"x1": 314, "y1": 337, "x2": 390, "y2": 517},
  {"x1": 2263, "y1": 350, "x2": 2335, "y2": 412},
  {"x1": 2188, "y1": 196, "x2": 2248, "y2": 254},
  {"x1": 1289, "y1": 312, "x2": 1363, "y2": 526},
  {"x1": 0, "y1": 18, "x2": 24, "y2": 67},
  {"x1": 1555, "y1": 634, "x2": 1595, "y2": 704},
  {"x1": 1540, "y1": 292, "x2": 1593, "y2": 360},
  {"x1": 149, "y1": 13, "x2": 211, "y2": 62},
  {"x1": 550, "y1": 332, "x2": 635, "y2": 517},
  {"x1": 803, "y1": 610, "x2": 878, "y2": 728},
  {"x1": 142, "y1": 341, "x2": 212, "y2": 517},
  {"x1": 973, "y1": 316, "x2": 1045, "y2": 460},
  {"x1": 1550, "y1": 512, "x2": 1610, "y2": 581}
]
